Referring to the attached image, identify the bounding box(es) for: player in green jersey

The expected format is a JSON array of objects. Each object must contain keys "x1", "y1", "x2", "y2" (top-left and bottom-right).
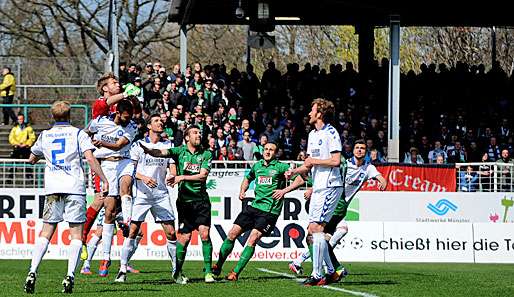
[
  {"x1": 140, "y1": 125, "x2": 215, "y2": 284},
  {"x1": 212, "y1": 142, "x2": 305, "y2": 281}
]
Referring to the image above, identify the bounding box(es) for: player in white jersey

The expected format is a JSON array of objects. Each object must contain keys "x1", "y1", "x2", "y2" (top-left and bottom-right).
[
  {"x1": 114, "y1": 114, "x2": 178, "y2": 283},
  {"x1": 24, "y1": 101, "x2": 109, "y2": 294},
  {"x1": 289, "y1": 140, "x2": 387, "y2": 280},
  {"x1": 285, "y1": 98, "x2": 344, "y2": 286},
  {"x1": 86, "y1": 99, "x2": 138, "y2": 277}
]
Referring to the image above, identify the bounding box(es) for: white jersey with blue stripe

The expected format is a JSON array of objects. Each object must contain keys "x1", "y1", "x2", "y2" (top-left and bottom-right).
[
  {"x1": 343, "y1": 157, "x2": 380, "y2": 202},
  {"x1": 307, "y1": 123, "x2": 343, "y2": 190},
  {"x1": 87, "y1": 115, "x2": 137, "y2": 159},
  {"x1": 130, "y1": 138, "x2": 174, "y2": 198},
  {"x1": 31, "y1": 123, "x2": 95, "y2": 195}
]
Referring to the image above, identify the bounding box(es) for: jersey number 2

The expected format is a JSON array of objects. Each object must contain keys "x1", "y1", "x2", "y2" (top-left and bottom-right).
[{"x1": 51, "y1": 138, "x2": 66, "y2": 165}]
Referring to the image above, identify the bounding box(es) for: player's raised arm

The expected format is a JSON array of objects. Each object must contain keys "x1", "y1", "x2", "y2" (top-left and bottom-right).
[
  {"x1": 94, "y1": 136, "x2": 129, "y2": 151},
  {"x1": 272, "y1": 173, "x2": 306, "y2": 200},
  {"x1": 140, "y1": 143, "x2": 171, "y2": 158},
  {"x1": 306, "y1": 151, "x2": 341, "y2": 168},
  {"x1": 375, "y1": 174, "x2": 387, "y2": 191}
]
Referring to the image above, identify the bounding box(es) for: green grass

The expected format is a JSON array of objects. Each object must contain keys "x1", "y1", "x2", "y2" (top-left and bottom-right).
[{"x1": 4, "y1": 260, "x2": 514, "y2": 297}]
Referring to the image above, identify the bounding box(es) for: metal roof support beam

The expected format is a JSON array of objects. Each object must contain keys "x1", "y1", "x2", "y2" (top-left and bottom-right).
[
  {"x1": 387, "y1": 15, "x2": 400, "y2": 162},
  {"x1": 180, "y1": 25, "x2": 188, "y2": 74},
  {"x1": 357, "y1": 24, "x2": 374, "y2": 77}
]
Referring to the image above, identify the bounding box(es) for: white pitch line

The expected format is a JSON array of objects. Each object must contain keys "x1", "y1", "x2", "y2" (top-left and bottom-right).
[{"x1": 258, "y1": 268, "x2": 379, "y2": 297}]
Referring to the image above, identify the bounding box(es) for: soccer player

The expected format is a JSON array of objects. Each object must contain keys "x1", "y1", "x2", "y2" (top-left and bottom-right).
[
  {"x1": 23, "y1": 101, "x2": 109, "y2": 294},
  {"x1": 87, "y1": 99, "x2": 138, "y2": 277},
  {"x1": 289, "y1": 140, "x2": 387, "y2": 280},
  {"x1": 114, "y1": 114, "x2": 178, "y2": 282},
  {"x1": 212, "y1": 142, "x2": 305, "y2": 280},
  {"x1": 285, "y1": 98, "x2": 344, "y2": 286},
  {"x1": 141, "y1": 125, "x2": 215, "y2": 284}
]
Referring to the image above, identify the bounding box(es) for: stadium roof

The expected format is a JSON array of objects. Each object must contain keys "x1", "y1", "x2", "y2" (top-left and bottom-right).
[{"x1": 168, "y1": 0, "x2": 514, "y2": 27}]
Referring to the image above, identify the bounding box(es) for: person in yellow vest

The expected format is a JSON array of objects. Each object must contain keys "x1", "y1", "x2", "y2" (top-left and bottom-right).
[
  {"x1": 9, "y1": 114, "x2": 36, "y2": 158},
  {"x1": 1, "y1": 66, "x2": 17, "y2": 125}
]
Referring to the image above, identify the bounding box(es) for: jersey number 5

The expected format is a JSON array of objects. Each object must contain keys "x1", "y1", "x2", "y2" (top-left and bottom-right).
[{"x1": 51, "y1": 138, "x2": 66, "y2": 165}]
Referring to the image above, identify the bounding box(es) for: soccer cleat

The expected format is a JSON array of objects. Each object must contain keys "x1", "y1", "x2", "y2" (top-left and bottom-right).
[
  {"x1": 114, "y1": 271, "x2": 127, "y2": 283},
  {"x1": 80, "y1": 266, "x2": 92, "y2": 275},
  {"x1": 288, "y1": 262, "x2": 303, "y2": 275},
  {"x1": 332, "y1": 265, "x2": 349, "y2": 282},
  {"x1": 174, "y1": 273, "x2": 188, "y2": 285},
  {"x1": 98, "y1": 260, "x2": 111, "y2": 277},
  {"x1": 302, "y1": 276, "x2": 327, "y2": 287},
  {"x1": 126, "y1": 265, "x2": 140, "y2": 273},
  {"x1": 205, "y1": 272, "x2": 216, "y2": 283},
  {"x1": 80, "y1": 244, "x2": 88, "y2": 261},
  {"x1": 24, "y1": 272, "x2": 36, "y2": 294},
  {"x1": 211, "y1": 264, "x2": 221, "y2": 276},
  {"x1": 62, "y1": 275, "x2": 74, "y2": 294},
  {"x1": 226, "y1": 271, "x2": 238, "y2": 281}
]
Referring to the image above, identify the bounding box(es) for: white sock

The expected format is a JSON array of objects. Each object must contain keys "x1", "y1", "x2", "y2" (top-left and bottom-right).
[
  {"x1": 329, "y1": 222, "x2": 348, "y2": 247},
  {"x1": 67, "y1": 239, "x2": 83, "y2": 277},
  {"x1": 30, "y1": 237, "x2": 50, "y2": 273},
  {"x1": 127, "y1": 234, "x2": 143, "y2": 263},
  {"x1": 121, "y1": 195, "x2": 133, "y2": 224},
  {"x1": 312, "y1": 232, "x2": 325, "y2": 278},
  {"x1": 166, "y1": 239, "x2": 177, "y2": 273},
  {"x1": 102, "y1": 223, "x2": 115, "y2": 260},
  {"x1": 322, "y1": 242, "x2": 334, "y2": 274},
  {"x1": 295, "y1": 250, "x2": 311, "y2": 265},
  {"x1": 86, "y1": 234, "x2": 101, "y2": 263},
  {"x1": 120, "y1": 238, "x2": 135, "y2": 273}
]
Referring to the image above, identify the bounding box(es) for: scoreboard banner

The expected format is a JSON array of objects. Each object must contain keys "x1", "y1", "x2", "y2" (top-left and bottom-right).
[{"x1": 1, "y1": 219, "x2": 514, "y2": 263}]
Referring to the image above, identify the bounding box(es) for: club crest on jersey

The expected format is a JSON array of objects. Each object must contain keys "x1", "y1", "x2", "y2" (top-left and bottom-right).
[
  {"x1": 184, "y1": 162, "x2": 200, "y2": 173},
  {"x1": 117, "y1": 130, "x2": 124, "y2": 136},
  {"x1": 197, "y1": 156, "x2": 203, "y2": 162},
  {"x1": 258, "y1": 176, "x2": 272, "y2": 185},
  {"x1": 269, "y1": 169, "x2": 277, "y2": 175},
  {"x1": 319, "y1": 139, "x2": 323, "y2": 145}
]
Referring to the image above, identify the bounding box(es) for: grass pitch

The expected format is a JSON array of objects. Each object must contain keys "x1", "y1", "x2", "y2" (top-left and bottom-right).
[{"x1": 3, "y1": 260, "x2": 514, "y2": 297}]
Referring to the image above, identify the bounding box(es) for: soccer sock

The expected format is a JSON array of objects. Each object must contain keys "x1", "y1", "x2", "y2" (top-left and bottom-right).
[
  {"x1": 29, "y1": 237, "x2": 50, "y2": 273},
  {"x1": 295, "y1": 249, "x2": 311, "y2": 265},
  {"x1": 67, "y1": 239, "x2": 82, "y2": 277},
  {"x1": 202, "y1": 239, "x2": 213, "y2": 274},
  {"x1": 216, "y1": 238, "x2": 235, "y2": 269},
  {"x1": 128, "y1": 234, "x2": 143, "y2": 262},
  {"x1": 82, "y1": 207, "x2": 100, "y2": 243},
  {"x1": 233, "y1": 245, "x2": 255, "y2": 275},
  {"x1": 101, "y1": 223, "x2": 115, "y2": 260},
  {"x1": 323, "y1": 241, "x2": 336, "y2": 274},
  {"x1": 175, "y1": 242, "x2": 187, "y2": 276},
  {"x1": 120, "y1": 238, "x2": 135, "y2": 273},
  {"x1": 312, "y1": 232, "x2": 325, "y2": 278},
  {"x1": 120, "y1": 195, "x2": 133, "y2": 224},
  {"x1": 166, "y1": 240, "x2": 177, "y2": 273},
  {"x1": 85, "y1": 234, "x2": 101, "y2": 264},
  {"x1": 329, "y1": 226, "x2": 348, "y2": 247}
]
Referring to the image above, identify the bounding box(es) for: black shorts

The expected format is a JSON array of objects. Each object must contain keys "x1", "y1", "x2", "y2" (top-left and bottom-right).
[
  {"x1": 234, "y1": 206, "x2": 279, "y2": 236},
  {"x1": 176, "y1": 200, "x2": 211, "y2": 233},
  {"x1": 324, "y1": 215, "x2": 345, "y2": 235}
]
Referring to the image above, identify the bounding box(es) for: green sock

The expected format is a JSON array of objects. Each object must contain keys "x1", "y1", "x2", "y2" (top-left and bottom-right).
[
  {"x1": 202, "y1": 239, "x2": 213, "y2": 274},
  {"x1": 308, "y1": 243, "x2": 313, "y2": 259},
  {"x1": 175, "y1": 241, "x2": 187, "y2": 277},
  {"x1": 233, "y1": 245, "x2": 255, "y2": 275},
  {"x1": 217, "y1": 238, "x2": 235, "y2": 269}
]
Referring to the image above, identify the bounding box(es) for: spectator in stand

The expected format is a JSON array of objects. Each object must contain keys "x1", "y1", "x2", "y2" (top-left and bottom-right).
[
  {"x1": 118, "y1": 62, "x2": 128, "y2": 86},
  {"x1": 9, "y1": 114, "x2": 36, "y2": 159},
  {"x1": 418, "y1": 136, "x2": 432, "y2": 162},
  {"x1": 497, "y1": 149, "x2": 514, "y2": 191},
  {"x1": 342, "y1": 142, "x2": 353, "y2": 159},
  {"x1": 215, "y1": 128, "x2": 228, "y2": 150},
  {"x1": 370, "y1": 148, "x2": 385, "y2": 165},
  {"x1": 237, "y1": 119, "x2": 256, "y2": 142},
  {"x1": 404, "y1": 147, "x2": 424, "y2": 164},
  {"x1": 263, "y1": 123, "x2": 279, "y2": 143},
  {"x1": 281, "y1": 128, "x2": 294, "y2": 160},
  {"x1": 486, "y1": 137, "x2": 501, "y2": 161},
  {"x1": 297, "y1": 150, "x2": 307, "y2": 161},
  {"x1": 227, "y1": 139, "x2": 243, "y2": 161},
  {"x1": 459, "y1": 165, "x2": 479, "y2": 192},
  {"x1": 253, "y1": 134, "x2": 268, "y2": 160},
  {"x1": 498, "y1": 118, "x2": 511, "y2": 143},
  {"x1": 237, "y1": 130, "x2": 256, "y2": 161},
  {"x1": 435, "y1": 155, "x2": 446, "y2": 164},
  {"x1": 446, "y1": 141, "x2": 466, "y2": 163},
  {"x1": 428, "y1": 141, "x2": 447, "y2": 163},
  {"x1": 0, "y1": 66, "x2": 16, "y2": 125},
  {"x1": 207, "y1": 137, "x2": 218, "y2": 160},
  {"x1": 478, "y1": 153, "x2": 493, "y2": 192}
]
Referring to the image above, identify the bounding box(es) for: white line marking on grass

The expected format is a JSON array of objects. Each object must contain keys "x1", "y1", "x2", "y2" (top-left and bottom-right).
[{"x1": 258, "y1": 268, "x2": 379, "y2": 297}]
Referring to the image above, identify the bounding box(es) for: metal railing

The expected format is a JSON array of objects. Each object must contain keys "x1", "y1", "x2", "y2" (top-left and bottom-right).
[
  {"x1": 0, "y1": 104, "x2": 90, "y2": 127},
  {"x1": 1, "y1": 159, "x2": 513, "y2": 192},
  {"x1": 456, "y1": 162, "x2": 514, "y2": 192},
  {"x1": 16, "y1": 84, "x2": 97, "y2": 102}
]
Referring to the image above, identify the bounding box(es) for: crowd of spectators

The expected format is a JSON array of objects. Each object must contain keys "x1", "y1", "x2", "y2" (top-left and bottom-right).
[{"x1": 114, "y1": 58, "x2": 514, "y2": 167}]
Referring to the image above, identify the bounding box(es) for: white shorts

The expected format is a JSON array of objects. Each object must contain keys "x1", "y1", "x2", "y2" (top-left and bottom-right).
[
  {"x1": 132, "y1": 196, "x2": 175, "y2": 223},
  {"x1": 102, "y1": 159, "x2": 135, "y2": 197},
  {"x1": 308, "y1": 187, "x2": 344, "y2": 224},
  {"x1": 42, "y1": 194, "x2": 86, "y2": 224}
]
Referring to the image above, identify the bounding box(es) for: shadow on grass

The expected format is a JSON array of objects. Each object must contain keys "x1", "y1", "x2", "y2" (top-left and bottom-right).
[{"x1": 342, "y1": 280, "x2": 398, "y2": 286}]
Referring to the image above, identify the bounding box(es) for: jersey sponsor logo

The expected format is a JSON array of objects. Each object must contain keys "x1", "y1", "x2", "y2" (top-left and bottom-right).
[
  {"x1": 346, "y1": 172, "x2": 366, "y2": 186},
  {"x1": 184, "y1": 162, "x2": 200, "y2": 173},
  {"x1": 311, "y1": 148, "x2": 320, "y2": 157},
  {"x1": 258, "y1": 176, "x2": 272, "y2": 185},
  {"x1": 144, "y1": 158, "x2": 166, "y2": 167},
  {"x1": 100, "y1": 135, "x2": 118, "y2": 143}
]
